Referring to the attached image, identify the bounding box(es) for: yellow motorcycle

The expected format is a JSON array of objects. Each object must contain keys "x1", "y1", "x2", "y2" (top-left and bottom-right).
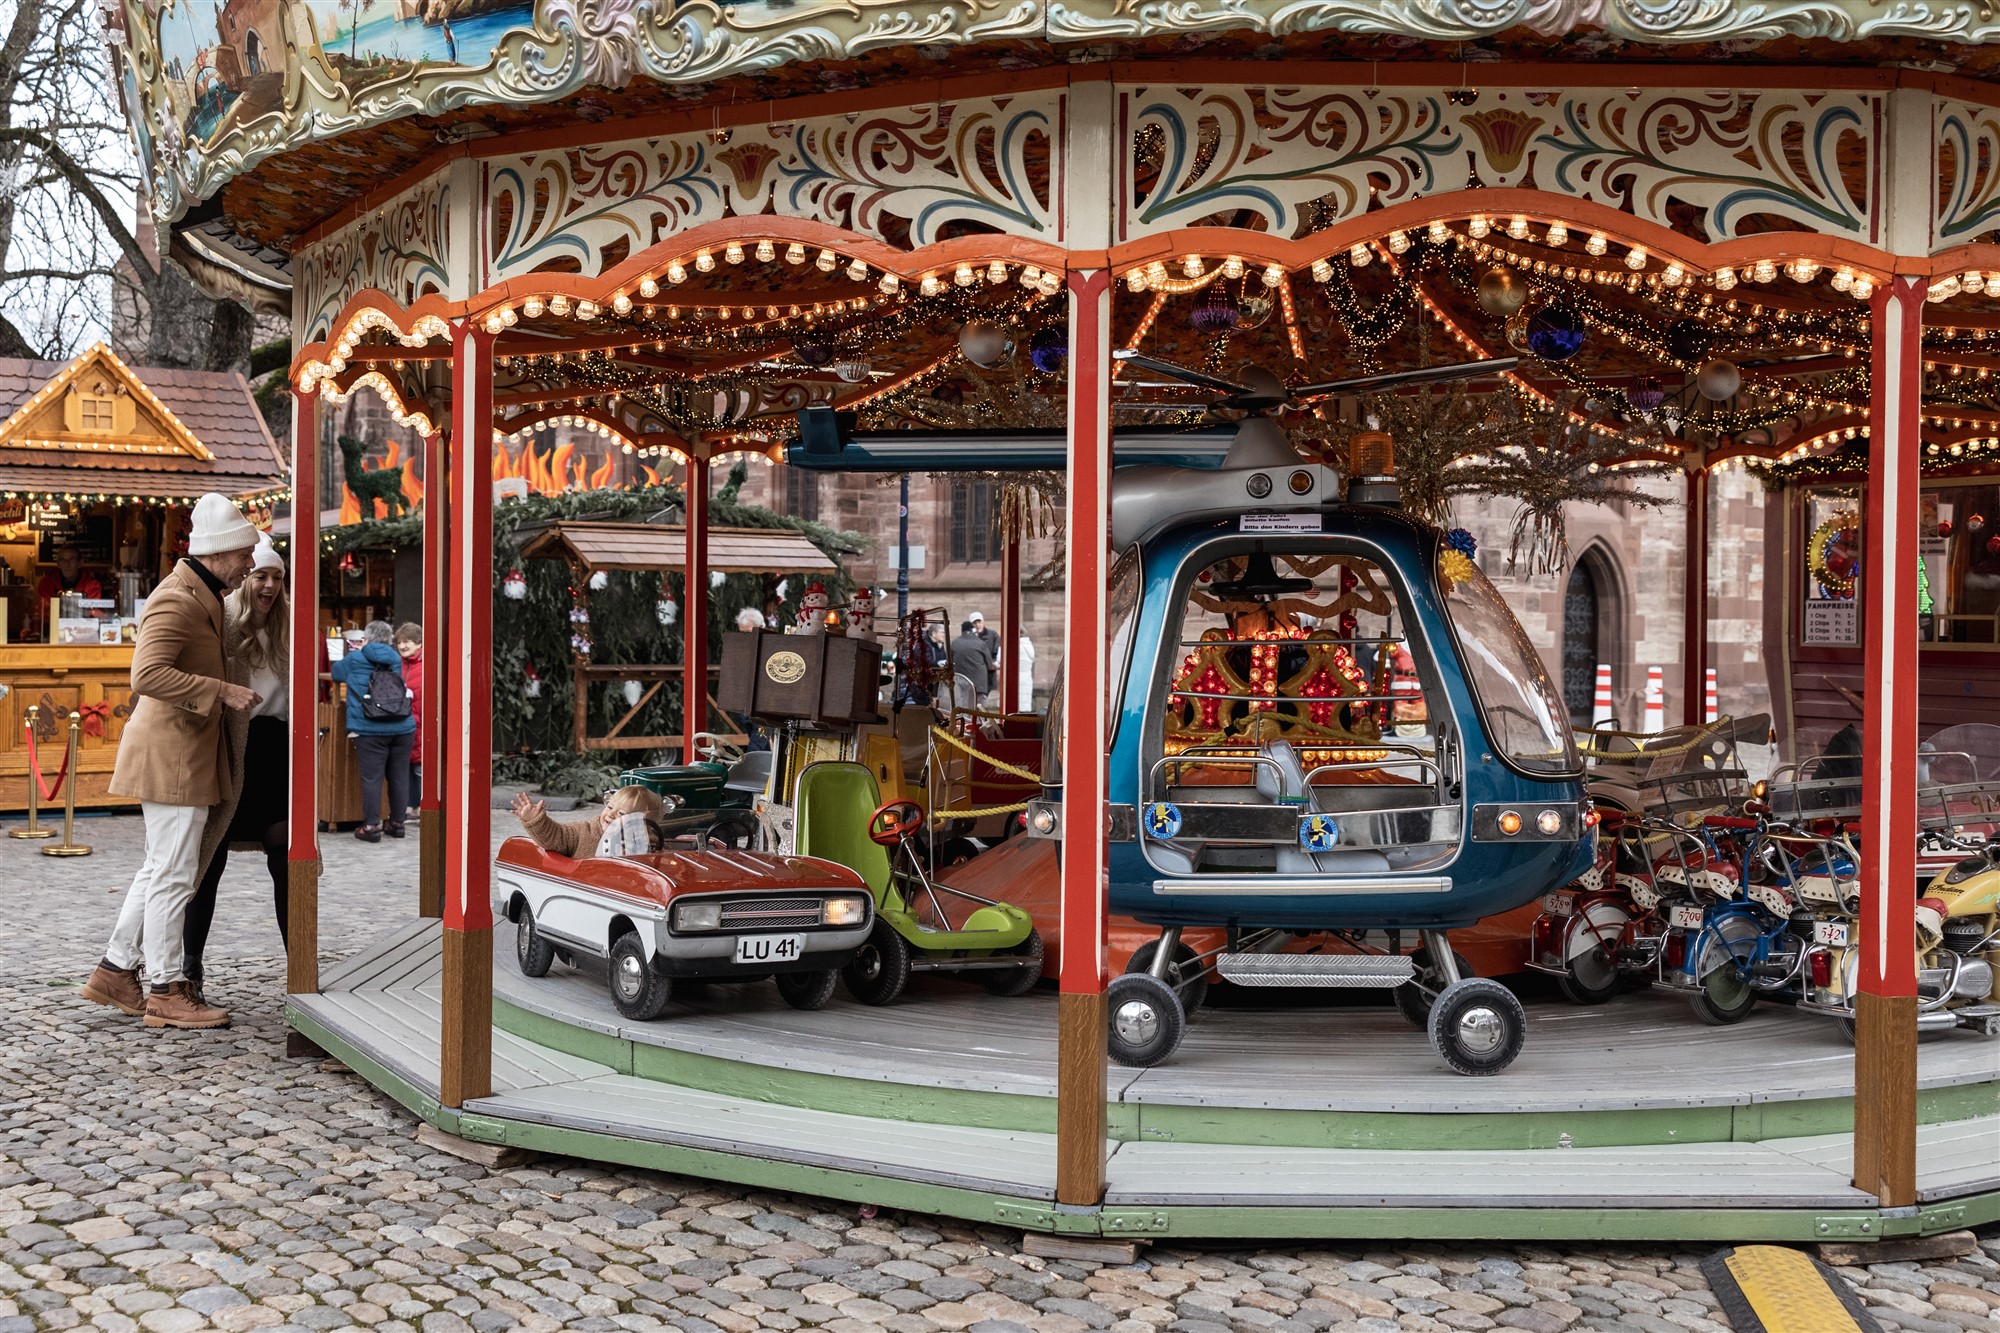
[{"x1": 1803, "y1": 839, "x2": 2000, "y2": 1037}]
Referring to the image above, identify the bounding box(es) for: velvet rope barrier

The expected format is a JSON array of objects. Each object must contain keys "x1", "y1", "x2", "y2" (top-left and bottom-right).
[{"x1": 24, "y1": 714, "x2": 71, "y2": 803}]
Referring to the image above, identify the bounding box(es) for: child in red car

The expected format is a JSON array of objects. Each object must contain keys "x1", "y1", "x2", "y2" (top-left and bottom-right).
[{"x1": 509, "y1": 785, "x2": 664, "y2": 858}]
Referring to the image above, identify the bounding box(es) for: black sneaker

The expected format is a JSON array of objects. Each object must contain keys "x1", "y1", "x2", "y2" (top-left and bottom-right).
[{"x1": 354, "y1": 824, "x2": 383, "y2": 844}]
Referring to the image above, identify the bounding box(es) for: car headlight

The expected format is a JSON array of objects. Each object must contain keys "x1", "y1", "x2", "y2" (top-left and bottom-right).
[
  {"x1": 1497, "y1": 810, "x2": 1523, "y2": 835},
  {"x1": 1536, "y1": 808, "x2": 1564, "y2": 836},
  {"x1": 674, "y1": 902, "x2": 722, "y2": 932},
  {"x1": 822, "y1": 896, "x2": 868, "y2": 927},
  {"x1": 1030, "y1": 806, "x2": 1058, "y2": 835}
]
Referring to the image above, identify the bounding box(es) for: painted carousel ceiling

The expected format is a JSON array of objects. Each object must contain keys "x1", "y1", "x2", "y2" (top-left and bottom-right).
[{"x1": 120, "y1": 0, "x2": 2000, "y2": 239}]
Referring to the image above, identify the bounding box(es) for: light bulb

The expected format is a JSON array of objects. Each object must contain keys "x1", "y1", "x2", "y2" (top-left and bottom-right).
[
  {"x1": 1713, "y1": 267, "x2": 1737, "y2": 291},
  {"x1": 846, "y1": 258, "x2": 868, "y2": 281},
  {"x1": 1350, "y1": 244, "x2": 1371, "y2": 268},
  {"x1": 1506, "y1": 216, "x2": 1529, "y2": 240},
  {"x1": 1427, "y1": 220, "x2": 1449, "y2": 243},
  {"x1": 666, "y1": 262, "x2": 686, "y2": 284},
  {"x1": 1624, "y1": 246, "x2": 1647, "y2": 271},
  {"x1": 1262, "y1": 264, "x2": 1283, "y2": 288},
  {"x1": 523, "y1": 295, "x2": 544, "y2": 318},
  {"x1": 724, "y1": 241, "x2": 744, "y2": 264},
  {"x1": 638, "y1": 277, "x2": 658, "y2": 298},
  {"x1": 1545, "y1": 221, "x2": 1569, "y2": 247},
  {"x1": 955, "y1": 264, "x2": 977, "y2": 287},
  {"x1": 1182, "y1": 254, "x2": 1204, "y2": 278},
  {"x1": 1387, "y1": 230, "x2": 1410, "y2": 253},
  {"x1": 1222, "y1": 256, "x2": 1245, "y2": 280},
  {"x1": 1468, "y1": 216, "x2": 1491, "y2": 238},
  {"x1": 1310, "y1": 258, "x2": 1333, "y2": 282},
  {"x1": 987, "y1": 259, "x2": 1008, "y2": 284},
  {"x1": 756, "y1": 239, "x2": 775, "y2": 263},
  {"x1": 878, "y1": 273, "x2": 900, "y2": 294},
  {"x1": 1125, "y1": 269, "x2": 1147, "y2": 292},
  {"x1": 815, "y1": 249, "x2": 837, "y2": 273},
  {"x1": 1585, "y1": 232, "x2": 1608, "y2": 256},
  {"x1": 923, "y1": 274, "x2": 944, "y2": 296},
  {"x1": 786, "y1": 242, "x2": 806, "y2": 265},
  {"x1": 694, "y1": 250, "x2": 715, "y2": 273}
]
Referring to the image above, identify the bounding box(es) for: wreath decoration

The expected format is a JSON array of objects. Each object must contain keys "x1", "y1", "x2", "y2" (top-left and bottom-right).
[{"x1": 1808, "y1": 512, "x2": 1861, "y2": 599}]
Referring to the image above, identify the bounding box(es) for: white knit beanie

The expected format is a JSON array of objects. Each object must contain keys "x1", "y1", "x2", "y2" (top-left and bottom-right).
[
  {"x1": 251, "y1": 534, "x2": 284, "y2": 572},
  {"x1": 188, "y1": 493, "x2": 259, "y2": 556}
]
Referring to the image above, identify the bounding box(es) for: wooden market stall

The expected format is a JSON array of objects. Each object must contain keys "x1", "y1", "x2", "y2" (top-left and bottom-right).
[
  {"x1": 0, "y1": 344, "x2": 288, "y2": 810},
  {"x1": 515, "y1": 519, "x2": 837, "y2": 751}
]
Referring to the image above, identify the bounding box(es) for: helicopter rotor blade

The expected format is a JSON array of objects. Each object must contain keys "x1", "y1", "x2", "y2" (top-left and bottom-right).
[
  {"x1": 1292, "y1": 357, "x2": 1521, "y2": 398},
  {"x1": 1112, "y1": 349, "x2": 1252, "y2": 397}
]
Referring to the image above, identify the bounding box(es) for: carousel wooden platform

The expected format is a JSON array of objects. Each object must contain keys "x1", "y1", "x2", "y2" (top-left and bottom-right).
[{"x1": 288, "y1": 918, "x2": 2000, "y2": 1242}]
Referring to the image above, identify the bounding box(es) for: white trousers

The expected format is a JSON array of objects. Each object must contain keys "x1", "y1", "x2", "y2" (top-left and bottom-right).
[{"x1": 104, "y1": 801, "x2": 209, "y2": 987}]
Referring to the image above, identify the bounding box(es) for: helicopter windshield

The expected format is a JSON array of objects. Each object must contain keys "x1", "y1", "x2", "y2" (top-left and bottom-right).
[{"x1": 1438, "y1": 558, "x2": 1579, "y2": 777}]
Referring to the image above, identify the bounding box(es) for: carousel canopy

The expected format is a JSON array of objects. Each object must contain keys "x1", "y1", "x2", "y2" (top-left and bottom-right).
[{"x1": 517, "y1": 521, "x2": 837, "y2": 575}]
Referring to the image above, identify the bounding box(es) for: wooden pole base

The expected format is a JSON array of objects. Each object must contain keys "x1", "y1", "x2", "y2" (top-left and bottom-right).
[
  {"x1": 418, "y1": 807, "x2": 444, "y2": 919},
  {"x1": 440, "y1": 925, "x2": 493, "y2": 1108},
  {"x1": 1852, "y1": 990, "x2": 1918, "y2": 1207},
  {"x1": 1056, "y1": 990, "x2": 1107, "y2": 1207},
  {"x1": 287, "y1": 858, "x2": 320, "y2": 995},
  {"x1": 416, "y1": 1122, "x2": 534, "y2": 1168}
]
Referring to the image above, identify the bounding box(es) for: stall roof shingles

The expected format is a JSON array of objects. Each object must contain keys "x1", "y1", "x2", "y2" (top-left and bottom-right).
[
  {"x1": 0, "y1": 349, "x2": 286, "y2": 498},
  {"x1": 520, "y1": 521, "x2": 838, "y2": 574}
]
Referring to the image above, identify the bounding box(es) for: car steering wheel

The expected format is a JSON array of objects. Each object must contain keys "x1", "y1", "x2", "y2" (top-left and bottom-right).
[{"x1": 868, "y1": 799, "x2": 925, "y2": 847}]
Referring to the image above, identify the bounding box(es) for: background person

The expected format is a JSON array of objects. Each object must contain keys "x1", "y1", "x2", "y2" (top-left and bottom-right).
[
  {"x1": 969, "y1": 610, "x2": 1001, "y2": 702},
  {"x1": 81, "y1": 493, "x2": 260, "y2": 1031},
  {"x1": 183, "y1": 536, "x2": 292, "y2": 997},
  {"x1": 330, "y1": 620, "x2": 415, "y2": 843},
  {"x1": 949, "y1": 619, "x2": 991, "y2": 714},
  {"x1": 395, "y1": 622, "x2": 425, "y2": 815}
]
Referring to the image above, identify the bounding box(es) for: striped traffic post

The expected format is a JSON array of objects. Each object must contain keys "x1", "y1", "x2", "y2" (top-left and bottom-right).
[
  {"x1": 1590, "y1": 664, "x2": 1613, "y2": 729},
  {"x1": 1704, "y1": 667, "x2": 1720, "y2": 724},
  {"x1": 1642, "y1": 666, "x2": 1665, "y2": 734}
]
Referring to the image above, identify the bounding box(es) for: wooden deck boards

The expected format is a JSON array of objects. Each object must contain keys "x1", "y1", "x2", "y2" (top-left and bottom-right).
[
  {"x1": 471, "y1": 924, "x2": 1999, "y2": 1115},
  {"x1": 293, "y1": 918, "x2": 2000, "y2": 1220},
  {"x1": 1098, "y1": 1140, "x2": 1877, "y2": 1209},
  {"x1": 477, "y1": 1077, "x2": 1058, "y2": 1198}
]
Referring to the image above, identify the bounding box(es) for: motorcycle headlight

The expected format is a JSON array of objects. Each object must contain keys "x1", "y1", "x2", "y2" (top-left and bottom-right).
[
  {"x1": 674, "y1": 901, "x2": 722, "y2": 932},
  {"x1": 822, "y1": 896, "x2": 868, "y2": 927}
]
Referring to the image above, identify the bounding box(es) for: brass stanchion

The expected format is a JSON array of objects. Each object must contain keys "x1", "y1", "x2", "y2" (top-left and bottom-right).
[
  {"x1": 11, "y1": 705, "x2": 55, "y2": 839},
  {"x1": 41, "y1": 712, "x2": 91, "y2": 857}
]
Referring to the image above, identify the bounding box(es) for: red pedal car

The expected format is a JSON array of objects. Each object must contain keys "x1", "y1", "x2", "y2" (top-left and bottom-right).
[{"x1": 491, "y1": 838, "x2": 874, "y2": 1020}]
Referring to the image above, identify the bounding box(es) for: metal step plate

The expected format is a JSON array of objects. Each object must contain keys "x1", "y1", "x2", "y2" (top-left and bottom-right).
[
  {"x1": 1215, "y1": 952, "x2": 1416, "y2": 988},
  {"x1": 1954, "y1": 1003, "x2": 2000, "y2": 1036}
]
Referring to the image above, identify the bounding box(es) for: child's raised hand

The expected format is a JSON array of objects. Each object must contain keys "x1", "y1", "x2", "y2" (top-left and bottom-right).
[{"x1": 510, "y1": 792, "x2": 546, "y2": 824}]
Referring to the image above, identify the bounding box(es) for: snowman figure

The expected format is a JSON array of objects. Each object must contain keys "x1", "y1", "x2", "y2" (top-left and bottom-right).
[
  {"x1": 849, "y1": 586, "x2": 874, "y2": 638},
  {"x1": 797, "y1": 582, "x2": 828, "y2": 635}
]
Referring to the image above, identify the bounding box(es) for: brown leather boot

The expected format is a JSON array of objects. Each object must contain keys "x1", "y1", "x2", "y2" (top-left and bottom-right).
[
  {"x1": 143, "y1": 981, "x2": 230, "y2": 1030},
  {"x1": 81, "y1": 959, "x2": 144, "y2": 1016}
]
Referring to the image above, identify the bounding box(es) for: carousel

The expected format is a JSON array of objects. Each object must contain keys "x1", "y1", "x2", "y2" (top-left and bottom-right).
[{"x1": 113, "y1": 0, "x2": 2000, "y2": 1241}]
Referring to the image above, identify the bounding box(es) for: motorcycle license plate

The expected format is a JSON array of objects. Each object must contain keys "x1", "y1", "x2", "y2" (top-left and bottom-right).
[
  {"x1": 733, "y1": 933, "x2": 804, "y2": 965},
  {"x1": 1668, "y1": 904, "x2": 1704, "y2": 930},
  {"x1": 1813, "y1": 919, "x2": 1850, "y2": 948},
  {"x1": 1544, "y1": 892, "x2": 1576, "y2": 916}
]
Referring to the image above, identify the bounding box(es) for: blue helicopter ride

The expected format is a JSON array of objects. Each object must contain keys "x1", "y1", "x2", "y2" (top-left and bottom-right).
[
  {"x1": 1031, "y1": 352, "x2": 1593, "y2": 1076},
  {"x1": 791, "y1": 349, "x2": 1594, "y2": 1075}
]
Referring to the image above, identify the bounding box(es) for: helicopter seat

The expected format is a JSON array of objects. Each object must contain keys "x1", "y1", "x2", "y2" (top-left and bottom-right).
[{"x1": 1151, "y1": 740, "x2": 1392, "y2": 876}]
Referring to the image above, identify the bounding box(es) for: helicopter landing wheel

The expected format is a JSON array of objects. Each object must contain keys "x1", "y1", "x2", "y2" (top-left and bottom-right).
[
  {"x1": 1125, "y1": 939, "x2": 1211, "y2": 1015},
  {"x1": 1394, "y1": 946, "x2": 1474, "y2": 1028},
  {"x1": 1106, "y1": 973, "x2": 1185, "y2": 1068},
  {"x1": 1427, "y1": 978, "x2": 1526, "y2": 1076}
]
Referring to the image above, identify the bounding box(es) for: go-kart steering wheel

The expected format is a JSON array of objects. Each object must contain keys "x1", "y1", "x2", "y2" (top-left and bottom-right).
[{"x1": 868, "y1": 799, "x2": 925, "y2": 847}]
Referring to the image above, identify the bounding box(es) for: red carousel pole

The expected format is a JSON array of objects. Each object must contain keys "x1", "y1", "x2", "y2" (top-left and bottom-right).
[
  {"x1": 1056, "y1": 266, "x2": 1113, "y2": 1207},
  {"x1": 418, "y1": 428, "x2": 447, "y2": 919},
  {"x1": 1852, "y1": 275, "x2": 1924, "y2": 1207},
  {"x1": 683, "y1": 452, "x2": 711, "y2": 759},
  {"x1": 286, "y1": 385, "x2": 322, "y2": 1017},
  {"x1": 1681, "y1": 456, "x2": 1709, "y2": 728},
  {"x1": 440, "y1": 323, "x2": 496, "y2": 1108}
]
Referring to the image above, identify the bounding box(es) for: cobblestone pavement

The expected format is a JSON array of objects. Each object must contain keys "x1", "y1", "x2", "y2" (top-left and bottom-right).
[{"x1": 4, "y1": 814, "x2": 1999, "y2": 1333}]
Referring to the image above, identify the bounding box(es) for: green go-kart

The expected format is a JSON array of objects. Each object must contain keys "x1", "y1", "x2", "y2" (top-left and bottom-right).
[
  {"x1": 794, "y1": 761, "x2": 1042, "y2": 1004},
  {"x1": 618, "y1": 734, "x2": 770, "y2": 848}
]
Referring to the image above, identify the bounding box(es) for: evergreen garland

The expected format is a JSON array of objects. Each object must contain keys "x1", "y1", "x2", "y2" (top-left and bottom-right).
[{"x1": 324, "y1": 470, "x2": 865, "y2": 756}]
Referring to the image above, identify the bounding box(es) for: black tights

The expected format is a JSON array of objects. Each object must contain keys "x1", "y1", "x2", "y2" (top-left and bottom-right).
[{"x1": 183, "y1": 821, "x2": 289, "y2": 987}]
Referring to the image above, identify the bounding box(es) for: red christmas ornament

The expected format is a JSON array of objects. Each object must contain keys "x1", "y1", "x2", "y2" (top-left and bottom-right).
[
  {"x1": 1971, "y1": 514, "x2": 1988, "y2": 532},
  {"x1": 1938, "y1": 519, "x2": 1954, "y2": 538},
  {"x1": 1339, "y1": 612, "x2": 1359, "y2": 639},
  {"x1": 1987, "y1": 534, "x2": 2000, "y2": 556}
]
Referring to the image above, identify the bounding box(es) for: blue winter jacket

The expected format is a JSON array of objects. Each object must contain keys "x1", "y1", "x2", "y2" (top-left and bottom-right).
[{"x1": 329, "y1": 641, "x2": 417, "y2": 736}]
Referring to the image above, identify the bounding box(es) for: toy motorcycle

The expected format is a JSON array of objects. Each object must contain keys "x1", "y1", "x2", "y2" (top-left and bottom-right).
[
  {"x1": 1799, "y1": 835, "x2": 2000, "y2": 1037},
  {"x1": 1652, "y1": 812, "x2": 1807, "y2": 1024},
  {"x1": 1527, "y1": 808, "x2": 1666, "y2": 1003}
]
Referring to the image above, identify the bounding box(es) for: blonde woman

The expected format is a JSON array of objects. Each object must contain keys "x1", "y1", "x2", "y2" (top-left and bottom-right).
[{"x1": 182, "y1": 536, "x2": 292, "y2": 997}]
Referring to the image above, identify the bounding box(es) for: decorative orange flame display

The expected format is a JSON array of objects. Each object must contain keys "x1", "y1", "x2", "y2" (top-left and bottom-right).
[{"x1": 340, "y1": 437, "x2": 637, "y2": 522}]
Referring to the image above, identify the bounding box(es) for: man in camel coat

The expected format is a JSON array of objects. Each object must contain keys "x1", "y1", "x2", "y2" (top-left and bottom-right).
[{"x1": 82, "y1": 493, "x2": 261, "y2": 1029}]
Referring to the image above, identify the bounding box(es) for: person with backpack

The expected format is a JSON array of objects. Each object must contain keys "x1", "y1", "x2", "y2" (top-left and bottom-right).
[{"x1": 330, "y1": 620, "x2": 416, "y2": 843}]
